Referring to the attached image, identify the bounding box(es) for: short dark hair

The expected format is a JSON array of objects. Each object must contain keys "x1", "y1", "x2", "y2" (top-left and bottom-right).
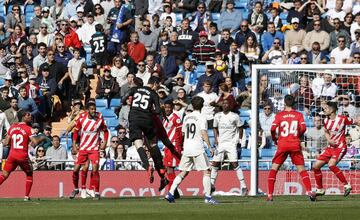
[
  {"x1": 52, "y1": 135, "x2": 60, "y2": 140},
  {"x1": 133, "y1": 77, "x2": 144, "y2": 87},
  {"x1": 0, "y1": 86, "x2": 9, "y2": 92},
  {"x1": 209, "y1": 22, "x2": 218, "y2": 29},
  {"x1": 326, "y1": 101, "x2": 338, "y2": 112},
  {"x1": 164, "y1": 100, "x2": 173, "y2": 106},
  {"x1": 38, "y1": 42, "x2": 47, "y2": 49},
  {"x1": 191, "y1": 96, "x2": 204, "y2": 111},
  {"x1": 148, "y1": 76, "x2": 160, "y2": 85},
  {"x1": 86, "y1": 99, "x2": 96, "y2": 109},
  {"x1": 95, "y1": 23, "x2": 103, "y2": 32},
  {"x1": 284, "y1": 95, "x2": 295, "y2": 107}
]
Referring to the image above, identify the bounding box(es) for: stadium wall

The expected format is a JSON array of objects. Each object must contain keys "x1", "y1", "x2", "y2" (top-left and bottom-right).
[{"x1": 0, "y1": 171, "x2": 359, "y2": 198}]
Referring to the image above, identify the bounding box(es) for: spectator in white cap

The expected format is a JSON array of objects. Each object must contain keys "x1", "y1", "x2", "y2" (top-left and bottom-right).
[
  {"x1": 284, "y1": 17, "x2": 306, "y2": 54},
  {"x1": 41, "y1": 6, "x2": 56, "y2": 33}
]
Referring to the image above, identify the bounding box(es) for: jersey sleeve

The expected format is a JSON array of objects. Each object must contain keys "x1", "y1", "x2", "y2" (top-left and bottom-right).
[
  {"x1": 344, "y1": 115, "x2": 354, "y2": 125},
  {"x1": 152, "y1": 91, "x2": 161, "y2": 115},
  {"x1": 200, "y1": 115, "x2": 208, "y2": 131},
  {"x1": 298, "y1": 113, "x2": 307, "y2": 136},
  {"x1": 235, "y1": 114, "x2": 243, "y2": 127},
  {"x1": 271, "y1": 114, "x2": 280, "y2": 132}
]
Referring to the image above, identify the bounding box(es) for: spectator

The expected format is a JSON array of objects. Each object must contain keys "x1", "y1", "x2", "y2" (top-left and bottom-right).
[
  {"x1": 0, "y1": 16, "x2": 8, "y2": 43},
  {"x1": 261, "y1": 22, "x2": 284, "y2": 52},
  {"x1": 228, "y1": 41, "x2": 249, "y2": 91},
  {"x1": 136, "y1": 61, "x2": 151, "y2": 86},
  {"x1": 350, "y1": 29, "x2": 360, "y2": 56},
  {"x1": 350, "y1": 13, "x2": 360, "y2": 42},
  {"x1": 18, "y1": 86, "x2": 39, "y2": 119},
  {"x1": 330, "y1": 35, "x2": 351, "y2": 64},
  {"x1": 4, "y1": 97, "x2": 22, "y2": 125},
  {"x1": 37, "y1": 23, "x2": 54, "y2": 47},
  {"x1": 349, "y1": 115, "x2": 360, "y2": 148},
  {"x1": 146, "y1": 54, "x2": 162, "y2": 79},
  {"x1": 287, "y1": 46, "x2": 301, "y2": 64},
  {"x1": 217, "y1": 29, "x2": 234, "y2": 55},
  {"x1": 50, "y1": 0, "x2": 66, "y2": 21},
  {"x1": 63, "y1": 0, "x2": 80, "y2": 19},
  {"x1": 216, "y1": 83, "x2": 238, "y2": 112},
  {"x1": 119, "y1": 44, "x2": 137, "y2": 74},
  {"x1": 155, "y1": 45, "x2": 178, "y2": 78},
  {"x1": 118, "y1": 96, "x2": 131, "y2": 129},
  {"x1": 139, "y1": 20, "x2": 158, "y2": 53},
  {"x1": 224, "y1": 77, "x2": 240, "y2": 98},
  {"x1": 196, "y1": 80, "x2": 218, "y2": 128},
  {"x1": 94, "y1": 4, "x2": 108, "y2": 30},
  {"x1": 234, "y1": 20, "x2": 257, "y2": 48},
  {"x1": 160, "y1": 3, "x2": 176, "y2": 27},
  {"x1": 194, "y1": 61, "x2": 223, "y2": 94},
  {"x1": 298, "y1": 0, "x2": 325, "y2": 23},
  {"x1": 127, "y1": 32, "x2": 146, "y2": 65},
  {"x1": 259, "y1": 101, "x2": 275, "y2": 148},
  {"x1": 29, "y1": 5, "x2": 43, "y2": 35},
  {"x1": 106, "y1": 136, "x2": 120, "y2": 160},
  {"x1": 236, "y1": 81, "x2": 252, "y2": 109},
  {"x1": 32, "y1": 146, "x2": 48, "y2": 170},
  {"x1": 312, "y1": 73, "x2": 337, "y2": 98},
  {"x1": 329, "y1": 18, "x2": 351, "y2": 51},
  {"x1": 67, "y1": 48, "x2": 86, "y2": 100},
  {"x1": 173, "y1": 0, "x2": 199, "y2": 16},
  {"x1": 248, "y1": 1, "x2": 268, "y2": 35},
  {"x1": 192, "y1": 30, "x2": 216, "y2": 64},
  {"x1": 178, "y1": 58, "x2": 197, "y2": 89},
  {"x1": 46, "y1": 135, "x2": 68, "y2": 170},
  {"x1": 167, "y1": 31, "x2": 188, "y2": 63},
  {"x1": 292, "y1": 75, "x2": 314, "y2": 113},
  {"x1": 109, "y1": 56, "x2": 128, "y2": 88},
  {"x1": 208, "y1": 22, "x2": 221, "y2": 48},
  {"x1": 177, "y1": 18, "x2": 198, "y2": 52},
  {"x1": 307, "y1": 41, "x2": 327, "y2": 64},
  {"x1": 284, "y1": 17, "x2": 306, "y2": 54},
  {"x1": 343, "y1": 12, "x2": 353, "y2": 34},
  {"x1": 120, "y1": 72, "x2": 135, "y2": 98},
  {"x1": 303, "y1": 20, "x2": 330, "y2": 52},
  {"x1": 76, "y1": 12, "x2": 97, "y2": 45},
  {"x1": 150, "y1": 13, "x2": 162, "y2": 37},
  {"x1": 148, "y1": 0, "x2": 163, "y2": 17},
  {"x1": 0, "y1": 44, "x2": 9, "y2": 76},
  {"x1": 286, "y1": 0, "x2": 306, "y2": 28},
  {"x1": 58, "y1": 19, "x2": 82, "y2": 51},
  {"x1": 189, "y1": 2, "x2": 211, "y2": 32},
  {"x1": 305, "y1": 115, "x2": 327, "y2": 157},
  {"x1": 261, "y1": 38, "x2": 286, "y2": 64},
  {"x1": 239, "y1": 35, "x2": 260, "y2": 65},
  {"x1": 5, "y1": 4, "x2": 25, "y2": 34},
  {"x1": 1, "y1": 76, "x2": 18, "y2": 98},
  {"x1": 348, "y1": 52, "x2": 360, "y2": 64},
  {"x1": 9, "y1": 25, "x2": 28, "y2": 48},
  {"x1": 41, "y1": 50, "x2": 68, "y2": 89},
  {"x1": 326, "y1": 0, "x2": 346, "y2": 23},
  {"x1": 172, "y1": 74, "x2": 192, "y2": 98},
  {"x1": 96, "y1": 65, "x2": 120, "y2": 99},
  {"x1": 118, "y1": 126, "x2": 131, "y2": 150},
  {"x1": 299, "y1": 52, "x2": 310, "y2": 64},
  {"x1": 336, "y1": 94, "x2": 357, "y2": 119},
  {"x1": 218, "y1": 0, "x2": 241, "y2": 33},
  {"x1": 306, "y1": 13, "x2": 334, "y2": 33},
  {"x1": 161, "y1": 16, "x2": 177, "y2": 37},
  {"x1": 0, "y1": 87, "x2": 11, "y2": 111},
  {"x1": 54, "y1": 42, "x2": 73, "y2": 67}
]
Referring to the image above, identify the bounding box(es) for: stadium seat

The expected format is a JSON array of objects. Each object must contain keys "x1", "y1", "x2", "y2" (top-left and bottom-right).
[
  {"x1": 269, "y1": 77, "x2": 281, "y2": 85},
  {"x1": 109, "y1": 98, "x2": 121, "y2": 111},
  {"x1": 101, "y1": 109, "x2": 117, "y2": 120},
  {"x1": 24, "y1": 4, "x2": 34, "y2": 14},
  {"x1": 240, "y1": 148, "x2": 251, "y2": 159},
  {"x1": 235, "y1": 1, "x2": 248, "y2": 9},
  {"x1": 239, "y1": 163, "x2": 250, "y2": 170},
  {"x1": 279, "y1": 12, "x2": 288, "y2": 20},
  {"x1": 26, "y1": 13, "x2": 34, "y2": 28},
  {"x1": 337, "y1": 161, "x2": 351, "y2": 170},
  {"x1": 260, "y1": 148, "x2": 276, "y2": 158},
  {"x1": 175, "y1": 13, "x2": 183, "y2": 24},
  {"x1": 196, "y1": 65, "x2": 206, "y2": 76},
  {"x1": 239, "y1": 109, "x2": 251, "y2": 117},
  {"x1": 258, "y1": 162, "x2": 270, "y2": 170},
  {"x1": 95, "y1": 99, "x2": 108, "y2": 109},
  {"x1": 107, "y1": 118, "x2": 119, "y2": 130},
  {"x1": 0, "y1": 3, "x2": 5, "y2": 16},
  {"x1": 84, "y1": 45, "x2": 92, "y2": 67},
  {"x1": 208, "y1": 129, "x2": 214, "y2": 137},
  {"x1": 0, "y1": 78, "x2": 4, "y2": 87}
]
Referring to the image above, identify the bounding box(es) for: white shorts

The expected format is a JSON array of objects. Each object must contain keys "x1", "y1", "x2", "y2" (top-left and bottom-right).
[
  {"x1": 212, "y1": 147, "x2": 238, "y2": 162},
  {"x1": 178, "y1": 152, "x2": 210, "y2": 171}
]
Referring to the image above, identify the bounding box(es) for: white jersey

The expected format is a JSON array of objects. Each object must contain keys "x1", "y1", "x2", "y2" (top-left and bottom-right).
[
  {"x1": 213, "y1": 112, "x2": 242, "y2": 149},
  {"x1": 182, "y1": 111, "x2": 208, "y2": 157}
]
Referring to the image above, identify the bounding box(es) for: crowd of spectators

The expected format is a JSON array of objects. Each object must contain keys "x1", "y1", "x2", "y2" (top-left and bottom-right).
[{"x1": 0, "y1": 0, "x2": 360, "y2": 170}]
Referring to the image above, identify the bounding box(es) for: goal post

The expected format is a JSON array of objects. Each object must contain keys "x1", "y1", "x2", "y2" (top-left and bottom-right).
[{"x1": 249, "y1": 64, "x2": 360, "y2": 196}]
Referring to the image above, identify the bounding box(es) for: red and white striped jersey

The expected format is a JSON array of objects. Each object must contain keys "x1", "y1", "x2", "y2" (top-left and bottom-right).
[
  {"x1": 324, "y1": 115, "x2": 353, "y2": 146},
  {"x1": 74, "y1": 111, "x2": 108, "y2": 151},
  {"x1": 162, "y1": 113, "x2": 183, "y2": 147}
]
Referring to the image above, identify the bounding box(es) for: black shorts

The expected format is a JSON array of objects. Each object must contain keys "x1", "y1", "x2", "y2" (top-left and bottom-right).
[
  {"x1": 129, "y1": 118, "x2": 156, "y2": 142},
  {"x1": 93, "y1": 53, "x2": 109, "y2": 66}
]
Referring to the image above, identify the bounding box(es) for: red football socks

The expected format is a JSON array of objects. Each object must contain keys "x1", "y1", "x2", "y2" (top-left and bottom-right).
[
  {"x1": 25, "y1": 176, "x2": 33, "y2": 197},
  {"x1": 81, "y1": 170, "x2": 87, "y2": 190},
  {"x1": 167, "y1": 172, "x2": 176, "y2": 191},
  {"x1": 329, "y1": 166, "x2": 348, "y2": 185},
  {"x1": 90, "y1": 171, "x2": 100, "y2": 193},
  {"x1": 300, "y1": 170, "x2": 312, "y2": 192},
  {"x1": 267, "y1": 169, "x2": 278, "y2": 196},
  {"x1": 313, "y1": 168, "x2": 323, "y2": 189}
]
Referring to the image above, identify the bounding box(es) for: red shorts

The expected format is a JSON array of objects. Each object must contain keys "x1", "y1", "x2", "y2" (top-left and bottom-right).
[
  {"x1": 4, "y1": 155, "x2": 32, "y2": 173},
  {"x1": 76, "y1": 151, "x2": 99, "y2": 165},
  {"x1": 163, "y1": 147, "x2": 180, "y2": 167},
  {"x1": 317, "y1": 145, "x2": 347, "y2": 163},
  {"x1": 272, "y1": 150, "x2": 305, "y2": 166},
  {"x1": 152, "y1": 114, "x2": 168, "y2": 140}
]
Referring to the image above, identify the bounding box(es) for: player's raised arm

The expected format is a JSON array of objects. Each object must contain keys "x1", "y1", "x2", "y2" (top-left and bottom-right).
[{"x1": 29, "y1": 135, "x2": 47, "y2": 146}]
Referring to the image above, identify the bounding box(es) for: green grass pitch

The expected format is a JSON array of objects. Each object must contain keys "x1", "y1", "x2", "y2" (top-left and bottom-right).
[{"x1": 0, "y1": 195, "x2": 359, "y2": 220}]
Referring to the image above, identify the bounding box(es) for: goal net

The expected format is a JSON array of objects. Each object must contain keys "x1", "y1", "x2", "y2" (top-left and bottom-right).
[{"x1": 248, "y1": 64, "x2": 360, "y2": 196}]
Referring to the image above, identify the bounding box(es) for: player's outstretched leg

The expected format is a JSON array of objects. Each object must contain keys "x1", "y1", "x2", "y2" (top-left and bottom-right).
[
  {"x1": 165, "y1": 171, "x2": 188, "y2": 203},
  {"x1": 328, "y1": 165, "x2": 351, "y2": 197},
  {"x1": 313, "y1": 160, "x2": 327, "y2": 196},
  {"x1": 234, "y1": 164, "x2": 248, "y2": 196}
]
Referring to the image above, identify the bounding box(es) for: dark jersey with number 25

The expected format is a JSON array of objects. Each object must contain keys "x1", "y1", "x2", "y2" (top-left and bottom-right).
[
  {"x1": 90, "y1": 32, "x2": 107, "y2": 56},
  {"x1": 128, "y1": 86, "x2": 161, "y2": 120}
]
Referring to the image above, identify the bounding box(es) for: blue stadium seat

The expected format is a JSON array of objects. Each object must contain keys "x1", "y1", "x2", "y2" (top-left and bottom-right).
[
  {"x1": 0, "y1": 78, "x2": 4, "y2": 87},
  {"x1": 258, "y1": 162, "x2": 270, "y2": 170},
  {"x1": 107, "y1": 118, "x2": 119, "y2": 130},
  {"x1": 269, "y1": 77, "x2": 281, "y2": 85},
  {"x1": 239, "y1": 109, "x2": 251, "y2": 117},
  {"x1": 279, "y1": 12, "x2": 288, "y2": 20},
  {"x1": 239, "y1": 163, "x2": 250, "y2": 170},
  {"x1": 0, "y1": 3, "x2": 5, "y2": 16},
  {"x1": 157, "y1": 140, "x2": 165, "y2": 150},
  {"x1": 241, "y1": 148, "x2": 251, "y2": 159},
  {"x1": 260, "y1": 148, "x2": 276, "y2": 158},
  {"x1": 196, "y1": 65, "x2": 206, "y2": 75},
  {"x1": 337, "y1": 161, "x2": 351, "y2": 170},
  {"x1": 208, "y1": 129, "x2": 214, "y2": 137},
  {"x1": 7, "y1": 5, "x2": 13, "y2": 14},
  {"x1": 175, "y1": 13, "x2": 183, "y2": 24},
  {"x1": 25, "y1": 4, "x2": 34, "y2": 14},
  {"x1": 96, "y1": 99, "x2": 108, "y2": 109},
  {"x1": 101, "y1": 109, "x2": 117, "y2": 120},
  {"x1": 211, "y1": 13, "x2": 220, "y2": 22},
  {"x1": 84, "y1": 45, "x2": 92, "y2": 67},
  {"x1": 109, "y1": 98, "x2": 121, "y2": 111},
  {"x1": 26, "y1": 13, "x2": 34, "y2": 28}
]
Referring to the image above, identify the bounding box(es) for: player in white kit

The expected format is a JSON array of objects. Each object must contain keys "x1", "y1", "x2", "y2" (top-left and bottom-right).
[
  {"x1": 211, "y1": 99, "x2": 248, "y2": 196},
  {"x1": 165, "y1": 96, "x2": 219, "y2": 204}
]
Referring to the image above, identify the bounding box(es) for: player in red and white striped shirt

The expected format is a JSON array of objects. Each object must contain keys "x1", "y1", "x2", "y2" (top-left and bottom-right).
[
  {"x1": 162, "y1": 100, "x2": 183, "y2": 197},
  {"x1": 313, "y1": 101, "x2": 358, "y2": 197},
  {"x1": 70, "y1": 100, "x2": 109, "y2": 200}
]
